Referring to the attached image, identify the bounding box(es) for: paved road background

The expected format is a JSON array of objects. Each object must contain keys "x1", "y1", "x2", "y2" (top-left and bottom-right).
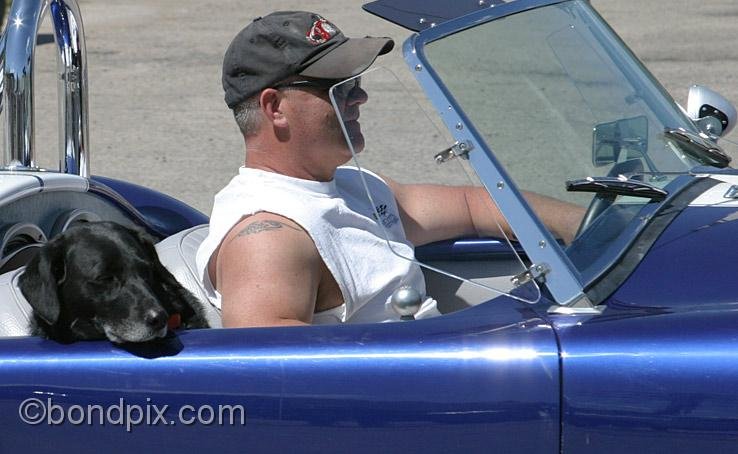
[{"x1": 14, "y1": 0, "x2": 738, "y2": 214}]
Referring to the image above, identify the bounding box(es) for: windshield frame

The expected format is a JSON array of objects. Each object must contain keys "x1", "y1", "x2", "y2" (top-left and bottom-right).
[{"x1": 405, "y1": 0, "x2": 708, "y2": 308}]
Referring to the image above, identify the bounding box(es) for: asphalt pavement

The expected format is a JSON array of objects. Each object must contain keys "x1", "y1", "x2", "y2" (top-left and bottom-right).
[{"x1": 11, "y1": 0, "x2": 738, "y2": 214}]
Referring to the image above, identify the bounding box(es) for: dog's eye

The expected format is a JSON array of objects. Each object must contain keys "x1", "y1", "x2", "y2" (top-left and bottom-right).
[
  {"x1": 92, "y1": 276, "x2": 113, "y2": 285},
  {"x1": 89, "y1": 275, "x2": 120, "y2": 290}
]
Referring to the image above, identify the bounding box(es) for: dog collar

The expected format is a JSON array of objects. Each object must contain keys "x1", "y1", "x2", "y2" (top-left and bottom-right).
[{"x1": 167, "y1": 313, "x2": 182, "y2": 330}]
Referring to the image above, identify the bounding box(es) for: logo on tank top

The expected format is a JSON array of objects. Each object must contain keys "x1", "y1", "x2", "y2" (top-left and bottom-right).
[{"x1": 372, "y1": 203, "x2": 399, "y2": 228}]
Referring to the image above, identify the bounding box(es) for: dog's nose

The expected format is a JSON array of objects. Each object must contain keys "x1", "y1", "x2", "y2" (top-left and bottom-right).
[{"x1": 144, "y1": 309, "x2": 167, "y2": 329}]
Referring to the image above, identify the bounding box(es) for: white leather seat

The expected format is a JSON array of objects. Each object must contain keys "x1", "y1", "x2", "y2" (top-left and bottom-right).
[
  {"x1": 155, "y1": 225, "x2": 222, "y2": 328},
  {"x1": 0, "y1": 268, "x2": 33, "y2": 337}
]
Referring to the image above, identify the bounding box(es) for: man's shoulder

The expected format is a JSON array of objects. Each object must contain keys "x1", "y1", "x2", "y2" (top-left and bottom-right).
[
  {"x1": 335, "y1": 166, "x2": 392, "y2": 196},
  {"x1": 231, "y1": 212, "x2": 305, "y2": 236},
  {"x1": 336, "y1": 165, "x2": 385, "y2": 182},
  {"x1": 220, "y1": 212, "x2": 319, "y2": 262}
]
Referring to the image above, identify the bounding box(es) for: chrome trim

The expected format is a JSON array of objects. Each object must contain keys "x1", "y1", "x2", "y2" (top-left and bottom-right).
[
  {"x1": 0, "y1": 222, "x2": 47, "y2": 250},
  {"x1": 403, "y1": 1, "x2": 589, "y2": 308},
  {"x1": 0, "y1": 222, "x2": 47, "y2": 273},
  {"x1": 547, "y1": 305, "x2": 604, "y2": 315},
  {"x1": 0, "y1": 32, "x2": 6, "y2": 118},
  {"x1": 1, "y1": 0, "x2": 89, "y2": 177},
  {"x1": 548, "y1": 293, "x2": 603, "y2": 314},
  {"x1": 51, "y1": 208, "x2": 101, "y2": 236}
]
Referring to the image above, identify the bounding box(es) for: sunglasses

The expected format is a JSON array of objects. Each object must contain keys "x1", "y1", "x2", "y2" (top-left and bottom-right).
[{"x1": 275, "y1": 77, "x2": 361, "y2": 99}]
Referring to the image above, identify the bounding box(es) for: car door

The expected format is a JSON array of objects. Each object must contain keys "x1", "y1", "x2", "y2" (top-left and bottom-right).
[{"x1": 0, "y1": 297, "x2": 559, "y2": 453}]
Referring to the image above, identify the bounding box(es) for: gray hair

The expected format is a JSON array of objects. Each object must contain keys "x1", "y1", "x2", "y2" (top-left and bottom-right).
[{"x1": 232, "y1": 95, "x2": 262, "y2": 137}]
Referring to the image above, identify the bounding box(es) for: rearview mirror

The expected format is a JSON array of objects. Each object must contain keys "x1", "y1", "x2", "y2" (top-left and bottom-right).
[{"x1": 592, "y1": 115, "x2": 648, "y2": 167}]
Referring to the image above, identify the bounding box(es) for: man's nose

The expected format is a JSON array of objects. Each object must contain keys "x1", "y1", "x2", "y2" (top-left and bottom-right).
[{"x1": 347, "y1": 86, "x2": 368, "y2": 106}]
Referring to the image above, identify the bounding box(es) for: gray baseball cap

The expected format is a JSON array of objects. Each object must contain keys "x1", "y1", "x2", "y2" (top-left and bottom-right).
[{"x1": 222, "y1": 11, "x2": 394, "y2": 108}]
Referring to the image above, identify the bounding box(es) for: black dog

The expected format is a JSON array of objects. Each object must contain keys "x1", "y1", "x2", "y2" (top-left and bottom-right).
[{"x1": 19, "y1": 221, "x2": 209, "y2": 343}]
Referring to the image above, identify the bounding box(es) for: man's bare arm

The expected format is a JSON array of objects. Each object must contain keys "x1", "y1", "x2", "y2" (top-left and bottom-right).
[
  {"x1": 214, "y1": 212, "x2": 322, "y2": 328},
  {"x1": 386, "y1": 178, "x2": 584, "y2": 246},
  {"x1": 519, "y1": 191, "x2": 585, "y2": 244}
]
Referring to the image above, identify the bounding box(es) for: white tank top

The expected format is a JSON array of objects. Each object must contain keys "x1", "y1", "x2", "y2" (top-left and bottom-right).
[{"x1": 195, "y1": 166, "x2": 438, "y2": 324}]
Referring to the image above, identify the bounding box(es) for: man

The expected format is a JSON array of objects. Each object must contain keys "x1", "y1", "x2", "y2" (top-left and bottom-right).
[{"x1": 196, "y1": 11, "x2": 582, "y2": 328}]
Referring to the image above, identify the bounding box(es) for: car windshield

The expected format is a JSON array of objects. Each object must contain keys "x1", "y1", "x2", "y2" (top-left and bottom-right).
[{"x1": 420, "y1": 0, "x2": 724, "y2": 282}]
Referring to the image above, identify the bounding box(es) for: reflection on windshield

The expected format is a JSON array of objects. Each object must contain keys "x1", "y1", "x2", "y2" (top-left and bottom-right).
[{"x1": 423, "y1": 0, "x2": 710, "y2": 280}]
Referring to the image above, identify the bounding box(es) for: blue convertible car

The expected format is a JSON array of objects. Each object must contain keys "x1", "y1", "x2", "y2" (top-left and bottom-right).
[{"x1": 2, "y1": 0, "x2": 738, "y2": 452}]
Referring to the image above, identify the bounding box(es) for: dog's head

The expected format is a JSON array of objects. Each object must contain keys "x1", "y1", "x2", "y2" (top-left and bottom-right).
[{"x1": 19, "y1": 221, "x2": 204, "y2": 343}]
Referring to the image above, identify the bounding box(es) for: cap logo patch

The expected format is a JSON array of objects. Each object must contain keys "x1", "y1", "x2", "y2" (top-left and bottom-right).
[{"x1": 306, "y1": 18, "x2": 337, "y2": 45}]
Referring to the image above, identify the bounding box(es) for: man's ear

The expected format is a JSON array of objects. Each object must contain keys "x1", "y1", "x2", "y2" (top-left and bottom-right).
[
  {"x1": 19, "y1": 241, "x2": 65, "y2": 325},
  {"x1": 260, "y1": 88, "x2": 288, "y2": 127}
]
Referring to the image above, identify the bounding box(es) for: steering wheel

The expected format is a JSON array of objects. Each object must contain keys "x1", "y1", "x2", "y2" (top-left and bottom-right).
[{"x1": 574, "y1": 159, "x2": 644, "y2": 237}]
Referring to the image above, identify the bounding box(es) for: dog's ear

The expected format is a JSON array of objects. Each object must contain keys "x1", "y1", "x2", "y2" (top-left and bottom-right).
[
  {"x1": 151, "y1": 253, "x2": 211, "y2": 329},
  {"x1": 122, "y1": 225, "x2": 176, "y2": 295},
  {"x1": 19, "y1": 241, "x2": 65, "y2": 325},
  {"x1": 126, "y1": 225, "x2": 158, "y2": 252},
  {"x1": 153, "y1": 258, "x2": 210, "y2": 329},
  {"x1": 126, "y1": 224, "x2": 210, "y2": 329}
]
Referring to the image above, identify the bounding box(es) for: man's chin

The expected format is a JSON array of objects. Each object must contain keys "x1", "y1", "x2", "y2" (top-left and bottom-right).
[{"x1": 348, "y1": 136, "x2": 365, "y2": 155}]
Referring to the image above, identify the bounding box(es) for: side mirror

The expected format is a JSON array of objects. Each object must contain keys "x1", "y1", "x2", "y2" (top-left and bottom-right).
[
  {"x1": 687, "y1": 85, "x2": 737, "y2": 137},
  {"x1": 592, "y1": 115, "x2": 648, "y2": 167}
]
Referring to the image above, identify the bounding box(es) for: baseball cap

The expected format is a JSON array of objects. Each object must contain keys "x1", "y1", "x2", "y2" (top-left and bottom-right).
[{"x1": 222, "y1": 11, "x2": 394, "y2": 109}]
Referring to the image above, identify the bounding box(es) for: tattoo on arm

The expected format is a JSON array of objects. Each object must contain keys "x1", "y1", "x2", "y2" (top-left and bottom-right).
[{"x1": 238, "y1": 220, "x2": 302, "y2": 236}]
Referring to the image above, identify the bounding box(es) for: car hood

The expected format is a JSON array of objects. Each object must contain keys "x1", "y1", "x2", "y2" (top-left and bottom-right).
[{"x1": 609, "y1": 173, "x2": 738, "y2": 308}]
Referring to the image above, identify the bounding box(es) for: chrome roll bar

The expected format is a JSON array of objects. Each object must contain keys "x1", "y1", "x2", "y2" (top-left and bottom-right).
[{"x1": 1, "y1": 0, "x2": 89, "y2": 177}]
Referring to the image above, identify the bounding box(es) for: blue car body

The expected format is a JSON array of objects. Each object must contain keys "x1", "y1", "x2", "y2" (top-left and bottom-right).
[{"x1": 2, "y1": 0, "x2": 738, "y2": 452}]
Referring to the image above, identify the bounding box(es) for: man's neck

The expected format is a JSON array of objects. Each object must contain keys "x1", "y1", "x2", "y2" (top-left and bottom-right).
[
  {"x1": 243, "y1": 135, "x2": 339, "y2": 182},
  {"x1": 244, "y1": 162, "x2": 336, "y2": 182},
  {"x1": 244, "y1": 143, "x2": 337, "y2": 182}
]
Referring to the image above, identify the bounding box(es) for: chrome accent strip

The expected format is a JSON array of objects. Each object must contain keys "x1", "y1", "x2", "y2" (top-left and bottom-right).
[
  {"x1": 548, "y1": 293, "x2": 603, "y2": 314},
  {"x1": 403, "y1": 2, "x2": 589, "y2": 308},
  {"x1": 2, "y1": 0, "x2": 89, "y2": 177},
  {"x1": 0, "y1": 32, "x2": 6, "y2": 119},
  {"x1": 547, "y1": 305, "x2": 604, "y2": 315}
]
